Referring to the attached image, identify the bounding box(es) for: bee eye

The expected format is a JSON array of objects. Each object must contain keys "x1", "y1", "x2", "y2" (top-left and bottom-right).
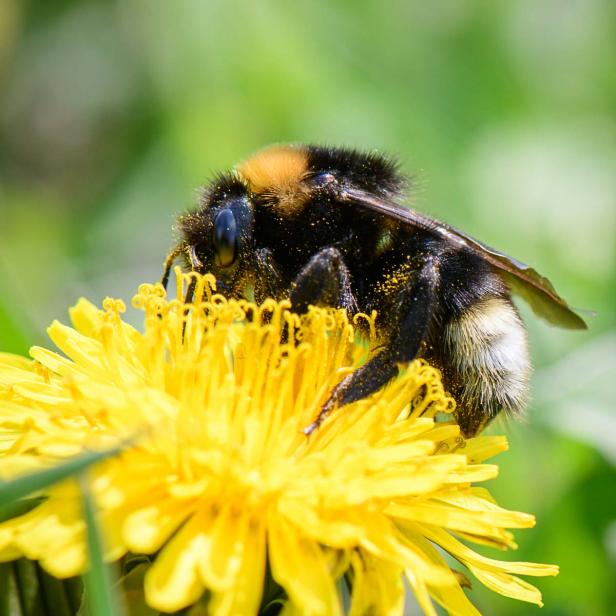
[{"x1": 213, "y1": 209, "x2": 238, "y2": 267}]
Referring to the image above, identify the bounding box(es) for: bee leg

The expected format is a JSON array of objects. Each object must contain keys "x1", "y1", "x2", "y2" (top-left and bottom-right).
[
  {"x1": 303, "y1": 256, "x2": 440, "y2": 434},
  {"x1": 254, "y1": 248, "x2": 286, "y2": 303},
  {"x1": 290, "y1": 247, "x2": 358, "y2": 315},
  {"x1": 161, "y1": 245, "x2": 186, "y2": 290}
]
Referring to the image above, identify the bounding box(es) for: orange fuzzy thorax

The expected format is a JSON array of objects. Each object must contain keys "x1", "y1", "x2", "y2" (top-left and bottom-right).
[{"x1": 237, "y1": 144, "x2": 310, "y2": 213}]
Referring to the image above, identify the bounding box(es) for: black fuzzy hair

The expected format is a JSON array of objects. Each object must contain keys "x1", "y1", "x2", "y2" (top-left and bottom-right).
[
  {"x1": 306, "y1": 145, "x2": 405, "y2": 196},
  {"x1": 198, "y1": 171, "x2": 249, "y2": 207},
  {"x1": 177, "y1": 173, "x2": 248, "y2": 247}
]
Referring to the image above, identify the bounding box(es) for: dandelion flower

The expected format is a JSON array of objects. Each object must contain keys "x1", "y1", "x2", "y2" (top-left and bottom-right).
[{"x1": 0, "y1": 272, "x2": 558, "y2": 615}]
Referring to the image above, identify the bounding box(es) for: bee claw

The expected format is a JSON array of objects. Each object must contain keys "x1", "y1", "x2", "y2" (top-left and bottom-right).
[{"x1": 302, "y1": 421, "x2": 319, "y2": 436}]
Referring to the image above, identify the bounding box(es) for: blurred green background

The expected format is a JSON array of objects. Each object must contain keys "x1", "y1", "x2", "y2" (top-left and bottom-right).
[{"x1": 0, "y1": 1, "x2": 614, "y2": 614}]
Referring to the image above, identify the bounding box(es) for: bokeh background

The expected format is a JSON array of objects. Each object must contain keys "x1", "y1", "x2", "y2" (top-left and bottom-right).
[{"x1": 0, "y1": 1, "x2": 614, "y2": 614}]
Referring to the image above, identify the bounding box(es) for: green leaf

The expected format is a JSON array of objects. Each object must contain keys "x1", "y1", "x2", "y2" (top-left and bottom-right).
[
  {"x1": 0, "y1": 563, "x2": 19, "y2": 616},
  {"x1": 117, "y1": 561, "x2": 158, "y2": 616},
  {"x1": 63, "y1": 577, "x2": 84, "y2": 615},
  {"x1": 38, "y1": 569, "x2": 73, "y2": 616}
]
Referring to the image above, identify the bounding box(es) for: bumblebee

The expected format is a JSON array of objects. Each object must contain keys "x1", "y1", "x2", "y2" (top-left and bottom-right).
[{"x1": 162, "y1": 144, "x2": 586, "y2": 437}]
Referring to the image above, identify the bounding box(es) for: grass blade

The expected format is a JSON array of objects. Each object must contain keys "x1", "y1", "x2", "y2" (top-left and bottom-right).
[
  {"x1": 0, "y1": 443, "x2": 128, "y2": 506},
  {"x1": 79, "y1": 473, "x2": 124, "y2": 616}
]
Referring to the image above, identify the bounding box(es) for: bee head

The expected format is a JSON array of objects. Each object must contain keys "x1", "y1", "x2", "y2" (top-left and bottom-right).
[{"x1": 178, "y1": 174, "x2": 255, "y2": 297}]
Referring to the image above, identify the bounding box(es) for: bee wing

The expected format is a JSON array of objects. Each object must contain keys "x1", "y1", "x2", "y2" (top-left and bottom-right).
[{"x1": 343, "y1": 187, "x2": 588, "y2": 330}]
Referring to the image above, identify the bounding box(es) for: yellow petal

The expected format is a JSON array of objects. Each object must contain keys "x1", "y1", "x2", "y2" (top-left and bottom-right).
[
  {"x1": 470, "y1": 567, "x2": 547, "y2": 606},
  {"x1": 197, "y1": 504, "x2": 252, "y2": 592},
  {"x1": 268, "y1": 508, "x2": 342, "y2": 616},
  {"x1": 0, "y1": 353, "x2": 35, "y2": 371},
  {"x1": 207, "y1": 516, "x2": 266, "y2": 616},
  {"x1": 277, "y1": 498, "x2": 365, "y2": 548},
  {"x1": 29, "y1": 347, "x2": 74, "y2": 377},
  {"x1": 358, "y1": 512, "x2": 453, "y2": 587},
  {"x1": 397, "y1": 522, "x2": 481, "y2": 616},
  {"x1": 0, "y1": 517, "x2": 21, "y2": 560},
  {"x1": 16, "y1": 498, "x2": 86, "y2": 578},
  {"x1": 462, "y1": 435, "x2": 508, "y2": 463},
  {"x1": 123, "y1": 498, "x2": 195, "y2": 554},
  {"x1": 144, "y1": 512, "x2": 206, "y2": 612},
  {"x1": 405, "y1": 571, "x2": 438, "y2": 616},
  {"x1": 69, "y1": 298, "x2": 104, "y2": 338},
  {"x1": 421, "y1": 524, "x2": 558, "y2": 577},
  {"x1": 349, "y1": 551, "x2": 404, "y2": 616},
  {"x1": 387, "y1": 498, "x2": 534, "y2": 537}
]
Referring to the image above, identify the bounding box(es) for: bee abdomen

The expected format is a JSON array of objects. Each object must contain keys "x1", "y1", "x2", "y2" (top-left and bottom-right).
[{"x1": 443, "y1": 297, "x2": 531, "y2": 435}]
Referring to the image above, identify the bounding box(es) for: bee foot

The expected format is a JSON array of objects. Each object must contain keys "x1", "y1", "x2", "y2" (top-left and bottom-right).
[{"x1": 302, "y1": 421, "x2": 319, "y2": 436}]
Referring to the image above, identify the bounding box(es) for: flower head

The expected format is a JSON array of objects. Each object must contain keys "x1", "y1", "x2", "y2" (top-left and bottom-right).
[{"x1": 0, "y1": 272, "x2": 557, "y2": 615}]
